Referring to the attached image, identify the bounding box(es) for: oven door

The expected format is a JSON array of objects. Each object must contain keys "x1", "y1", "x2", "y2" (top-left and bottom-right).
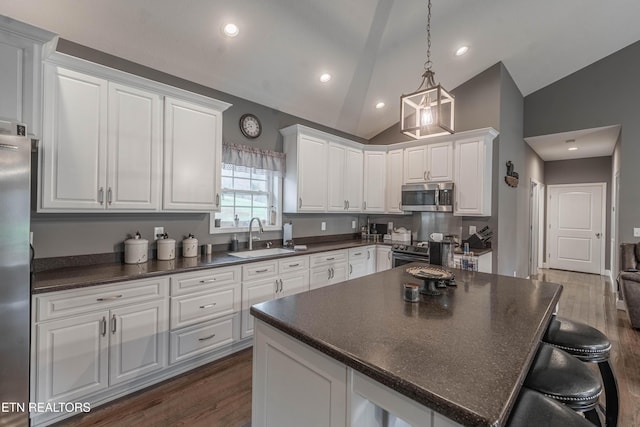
[{"x1": 392, "y1": 252, "x2": 429, "y2": 268}]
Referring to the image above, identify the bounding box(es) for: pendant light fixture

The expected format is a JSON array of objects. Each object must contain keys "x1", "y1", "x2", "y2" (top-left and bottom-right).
[{"x1": 400, "y1": 0, "x2": 454, "y2": 139}]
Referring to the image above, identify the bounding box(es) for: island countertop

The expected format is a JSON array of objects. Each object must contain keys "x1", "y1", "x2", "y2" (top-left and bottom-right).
[{"x1": 250, "y1": 263, "x2": 563, "y2": 427}]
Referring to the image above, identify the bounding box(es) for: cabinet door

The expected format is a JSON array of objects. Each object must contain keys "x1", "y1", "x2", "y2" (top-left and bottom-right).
[
  {"x1": 344, "y1": 147, "x2": 363, "y2": 211},
  {"x1": 41, "y1": 65, "x2": 108, "y2": 210},
  {"x1": 349, "y1": 259, "x2": 367, "y2": 279},
  {"x1": 163, "y1": 97, "x2": 222, "y2": 211},
  {"x1": 365, "y1": 247, "x2": 377, "y2": 275},
  {"x1": 426, "y1": 141, "x2": 453, "y2": 182},
  {"x1": 363, "y1": 151, "x2": 385, "y2": 213},
  {"x1": 109, "y1": 299, "x2": 168, "y2": 386},
  {"x1": 35, "y1": 311, "x2": 109, "y2": 403},
  {"x1": 403, "y1": 145, "x2": 428, "y2": 184},
  {"x1": 107, "y1": 83, "x2": 161, "y2": 210},
  {"x1": 241, "y1": 278, "x2": 277, "y2": 338},
  {"x1": 327, "y1": 142, "x2": 347, "y2": 212},
  {"x1": 454, "y1": 138, "x2": 491, "y2": 216},
  {"x1": 329, "y1": 262, "x2": 349, "y2": 285},
  {"x1": 386, "y1": 149, "x2": 404, "y2": 213},
  {"x1": 376, "y1": 247, "x2": 392, "y2": 272},
  {"x1": 297, "y1": 135, "x2": 328, "y2": 212},
  {"x1": 310, "y1": 266, "x2": 334, "y2": 290},
  {"x1": 279, "y1": 270, "x2": 310, "y2": 298},
  {"x1": 0, "y1": 41, "x2": 22, "y2": 126}
]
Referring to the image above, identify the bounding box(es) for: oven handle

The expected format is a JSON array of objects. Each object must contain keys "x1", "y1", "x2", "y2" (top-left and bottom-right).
[{"x1": 392, "y1": 252, "x2": 429, "y2": 265}]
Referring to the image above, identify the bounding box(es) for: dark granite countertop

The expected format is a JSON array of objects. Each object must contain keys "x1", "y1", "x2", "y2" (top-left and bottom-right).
[
  {"x1": 31, "y1": 239, "x2": 385, "y2": 294},
  {"x1": 251, "y1": 264, "x2": 562, "y2": 427}
]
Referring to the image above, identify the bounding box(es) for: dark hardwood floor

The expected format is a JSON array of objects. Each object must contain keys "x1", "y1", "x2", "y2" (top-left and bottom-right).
[{"x1": 58, "y1": 269, "x2": 640, "y2": 427}]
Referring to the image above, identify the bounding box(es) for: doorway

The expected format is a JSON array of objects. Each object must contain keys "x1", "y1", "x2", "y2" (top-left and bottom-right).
[
  {"x1": 547, "y1": 183, "x2": 606, "y2": 274},
  {"x1": 529, "y1": 179, "x2": 544, "y2": 277}
]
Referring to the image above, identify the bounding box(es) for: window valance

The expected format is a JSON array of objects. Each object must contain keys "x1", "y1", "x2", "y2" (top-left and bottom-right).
[{"x1": 222, "y1": 143, "x2": 286, "y2": 177}]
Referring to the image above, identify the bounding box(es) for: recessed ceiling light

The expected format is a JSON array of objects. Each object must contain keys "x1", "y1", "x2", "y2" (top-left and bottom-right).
[
  {"x1": 455, "y1": 46, "x2": 469, "y2": 56},
  {"x1": 222, "y1": 23, "x2": 239, "y2": 37},
  {"x1": 568, "y1": 147, "x2": 579, "y2": 151},
  {"x1": 375, "y1": 102, "x2": 385, "y2": 109},
  {"x1": 319, "y1": 73, "x2": 332, "y2": 83}
]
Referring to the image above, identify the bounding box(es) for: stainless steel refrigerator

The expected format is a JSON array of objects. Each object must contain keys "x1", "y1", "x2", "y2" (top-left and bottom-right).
[{"x1": 0, "y1": 135, "x2": 31, "y2": 426}]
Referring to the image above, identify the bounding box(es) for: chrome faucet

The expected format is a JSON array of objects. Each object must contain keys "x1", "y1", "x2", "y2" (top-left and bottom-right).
[{"x1": 248, "y1": 217, "x2": 264, "y2": 250}]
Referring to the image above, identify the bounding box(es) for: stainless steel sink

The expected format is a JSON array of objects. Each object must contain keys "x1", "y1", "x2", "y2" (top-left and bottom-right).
[{"x1": 228, "y1": 248, "x2": 295, "y2": 259}]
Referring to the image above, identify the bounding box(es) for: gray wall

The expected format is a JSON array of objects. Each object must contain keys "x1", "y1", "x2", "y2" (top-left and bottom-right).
[
  {"x1": 31, "y1": 40, "x2": 369, "y2": 258},
  {"x1": 525, "y1": 39, "x2": 640, "y2": 247},
  {"x1": 544, "y1": 156, "x2": 612, "y2": 269}
]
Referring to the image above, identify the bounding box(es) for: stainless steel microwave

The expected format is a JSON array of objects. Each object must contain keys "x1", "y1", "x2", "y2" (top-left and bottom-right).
[{"x1": 401, "y1": 182, "x2": 454, "y2": 212}]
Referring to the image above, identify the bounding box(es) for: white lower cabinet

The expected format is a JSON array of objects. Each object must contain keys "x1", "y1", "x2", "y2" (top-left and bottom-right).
[
  {"x1": 241, "y1": 256, "x2": 310, "y2": 338},
  {"x1": 32, "y1": 277, "x2": 169, "y2": 410},
  {"x1": 170, "y1": 315, "x2": 240, "y2": 365},
  {"x1": 310, "y1": 250, "x2": 349, "y2": 289},
  {"x1": 349, "y1": 246, "x2": 375, "y2": 279},
  {"x1": 376, "y1": 246, "x2": 393, "y2": 272}
]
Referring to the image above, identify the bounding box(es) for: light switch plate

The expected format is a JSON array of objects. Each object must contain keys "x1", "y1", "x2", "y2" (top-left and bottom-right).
[
  {"x1": 634, "y1": 227, "x2": 640, "y2": 237},
  {"x1": 154, "y1": 226, "x2": 164, "y2": 239},
  {"x1": 469, "y1": 225, "x2": 477, "y2": 235},
  {"x1": 321, "y1": 222, "x2": 326, "y2": 231}
]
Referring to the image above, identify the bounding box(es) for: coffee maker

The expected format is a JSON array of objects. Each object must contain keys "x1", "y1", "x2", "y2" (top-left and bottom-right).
[{"x1": 428, "y1": 239, "x2": 453, "y2": 267}]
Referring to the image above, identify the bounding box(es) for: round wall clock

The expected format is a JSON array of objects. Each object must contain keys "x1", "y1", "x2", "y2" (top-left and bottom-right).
[{"x1": 239, "y1": 113, "x2": 262, "y2": 139}]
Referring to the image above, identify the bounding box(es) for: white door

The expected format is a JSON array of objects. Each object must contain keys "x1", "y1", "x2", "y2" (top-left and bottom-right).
[
  {"x1": 386, "y1": 149, "x2": 404, "y2": 213},
  {"x1": 344, "y1": 147, "x2": 363, "y2": 211},
  {"x1": 241, "y1": 278, "x2": 276, "y2": 337},
  {"x1": 107, "y1": 83, "x2": 161, "y2": 210},
  {"x1": 363, "y1": 151, "x2": 386, "y2": 212},
  {"x1": 403, "y1": 145, "x2": 427, "y2": 183},
  {"x1": 376, "y1": 247, "x2": 392, "y2": 272},
  {"x1": 365, "y1": 247, "x2": 377, "y2": 275},
  {"x1": 297, "y1": 135, "x2": 327, "y2": 212},
  {"x1": 529, "y1": 180, "x2": 541, "y2": 277},
  {"x1": 327, "y1": 143, "x2": 347, "y2": 211},
  {"x1": 547, "y1": 183, "x2": 605, "y2": 274},
  {"x1": 349, "y1": 259, "x2": 367, "y2": 279},
  {"x1": 109, "y1": 300, "x2": 168, "y2": 386},
  {"x1": 310, "y1": 266, "x2": 333, "y2": 290},
  {"x1": 163, "y1": 97, "x2": 221, "y2": 211},
  {"x1": 41, "y1": 65, "x2": 108, "y2": 210},
  {"x1": 426, "y1": 141, "x2": 453, "y2": 182},
  {"x1": 279, "y1": 270, "x2": 310, "y2": 298}
]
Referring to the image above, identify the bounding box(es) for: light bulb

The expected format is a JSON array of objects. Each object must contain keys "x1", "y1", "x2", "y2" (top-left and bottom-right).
[{"x1": 420, "y1": 106, "x2": 434, "y2": 126}]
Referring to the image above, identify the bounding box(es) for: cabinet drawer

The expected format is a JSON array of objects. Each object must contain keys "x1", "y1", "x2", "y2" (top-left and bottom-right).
[
  {"x1": 242, "y1": 260, "x2": 278, "y2": 280},
  {"x1": 170, "y1": 266, "x2": 240, "y2": 296},
  {"x1": 310, "y1": 250, "x2": 348, "y2": 267},
  {"x1": 34, "y1": 277, "x2": 169, "y2": 322},
  {"x1": 348, "y1": 247, "x2": 367, "y2": 261},
  {"x1": 278, "y1": 255, "x2": 309, "y2": 273},
  {"x1": 170, "y1": 282, "x2": 240, "y2": 329},
  {"x1": 169, "y1": 314, "x2": 239, "y2": 364}
]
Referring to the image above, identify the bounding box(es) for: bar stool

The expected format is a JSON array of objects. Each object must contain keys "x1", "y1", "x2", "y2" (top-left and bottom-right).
[
  {"x1": 507, "y1": 388, "x2": 594, "y2": 427},
  {"x1": 544, "y1": 316, "x2": 619, "y2": 427},
  {"x1": 524, "y1": 343, "x2": 602, "y2": 425}
]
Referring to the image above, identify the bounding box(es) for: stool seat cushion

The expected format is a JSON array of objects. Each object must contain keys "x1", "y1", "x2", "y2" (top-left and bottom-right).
[
  {"x1": 507, "y1": 388, "x2": 594, "y2": 427},
  {"x1": 524, "y1": 343, "x2": 602, "y2": 412},
  {"x1": 544, "y1": 316, "x2": 611, "y2": 362}
]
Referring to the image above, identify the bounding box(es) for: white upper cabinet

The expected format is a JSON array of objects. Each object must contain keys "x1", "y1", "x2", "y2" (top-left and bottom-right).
[
  {"x1": 39, "y1": 53, "x2": 230, "y2": 213},
  {"x1": 0, "y1": 18, "x2": 56, "y2": 138},
  {"x1": 40, "y1": 65, "x2": 108, "y2": 210},
  {"x1": 282, "y1": 124, "x2": 362, "y2": 213},
  {"x1": 163, "y1": 97, "x2": 224, "y2": 211},
  {"x1": 282, "y1": 129, "x2": 328, "y2": 213},
  {"x1": 403, "y1": 141, "x2": 453, "y2": 183},
  {"x1": 363, "y1": 149, "x2": 386, "y2": 213},
  {"x1": 40, "y1": 65, "x2": 162, "y2": 211},
  {"x1": 328, "y1": 143, "x2": 363, "y2": 212},
  {"x1": 385, "y1": 148, "x2": 404, "y2": 214},
  {"x1": 453, "y1": 129, "x2": 497, "y2": 216}
]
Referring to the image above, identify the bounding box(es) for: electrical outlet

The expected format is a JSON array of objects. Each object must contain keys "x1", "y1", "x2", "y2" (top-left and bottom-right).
[
  {"x1": 469, "y1": 225, "x2": 477, "y2": 235},
  {"x1": 321, "y1": 222, "x2": 326, "y2": 231},
  {"x1": 352, "y1": 220, "x2": 356, "y2": 229},
  {"x1": 154, "y1": 226, "x2": 164, "y2": 239},
  {"x1": 635, "y1": 228, "x2": 640, "y2": 237}
]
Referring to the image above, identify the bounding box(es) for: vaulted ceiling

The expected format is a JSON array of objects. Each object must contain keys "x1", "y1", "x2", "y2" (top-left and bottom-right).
[{"x1": 2, "y1": 0, "x2": 640, "y2": 140}]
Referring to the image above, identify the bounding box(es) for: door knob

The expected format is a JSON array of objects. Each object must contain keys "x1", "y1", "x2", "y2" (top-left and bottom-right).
[{"x1": 596, "y1": 233, "x2": 601, "y2": 238}]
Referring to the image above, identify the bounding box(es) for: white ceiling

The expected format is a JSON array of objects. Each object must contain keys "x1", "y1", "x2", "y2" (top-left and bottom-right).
[
  {"x1": 525, "y1": 125, "x2": 620, "y2": 162},
  {"x1": 2, "y1": 0, "x2": 640, "y2": 140}
]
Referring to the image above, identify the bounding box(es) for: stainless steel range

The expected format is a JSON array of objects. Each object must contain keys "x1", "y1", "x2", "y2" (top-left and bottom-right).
[{"x1": 391, "y1": 242, "x2": 430, "y2": 267}]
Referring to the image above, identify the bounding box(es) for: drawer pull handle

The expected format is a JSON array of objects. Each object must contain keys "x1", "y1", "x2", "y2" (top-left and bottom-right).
[
  {"x1": 288, "y1": 263, "x2": 300, "y2": 267},
  {"x1": 199, "y1": 279, "x2": 216, "y2": 284},
  {"x1": 198, "y1": 334, "x2": 217, "y2": 342},
  {"x1": 97, "y1": 294, "x2": 123, "y2": 302},
  {"x1": 326, "y1": 257, "x2": 335, "y2": 261},
  {"x1": 200, "y1": 303, "x2": 217, "y2": 309},
  {"x1": 255, "y1": 269, "x2": 269, "y2": 273},
  {"x1": 354, "y1": 252, "x2": 362, "y2": 256}
]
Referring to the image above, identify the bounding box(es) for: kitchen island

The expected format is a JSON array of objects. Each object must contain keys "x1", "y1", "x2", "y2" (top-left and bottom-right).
[{"x1": 250, "y1": 263, "x2": 563, "y2": 427}]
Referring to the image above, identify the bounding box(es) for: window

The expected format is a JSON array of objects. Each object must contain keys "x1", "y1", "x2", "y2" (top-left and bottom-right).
[{"x1": 211, "y1": 143, "x2": 285, "y2": 233}]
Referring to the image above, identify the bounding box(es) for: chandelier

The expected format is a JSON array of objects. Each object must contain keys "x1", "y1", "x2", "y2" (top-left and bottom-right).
[{"x1": 400, "y1": 0, "x2": 454, "y2": 139}]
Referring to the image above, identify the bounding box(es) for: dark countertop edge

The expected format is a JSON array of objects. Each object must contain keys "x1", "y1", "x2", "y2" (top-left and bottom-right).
[
  {"x1": 250, "y1": 281, "x2": 563, "y2": 427},
  {"x1": 31, "y1": 240, "x2": 390, "y2": 294}
]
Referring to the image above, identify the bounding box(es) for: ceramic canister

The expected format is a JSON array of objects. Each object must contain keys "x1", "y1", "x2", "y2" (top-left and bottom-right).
[
  {"x1": 182, "y1": 233, "x2": 198, "y2": 258},
  {"x1": 157, "y1": 236, "x2": 176, "y2": 261},
  {"x1": 124, "y1": 232, "x2": 148, "y2": 264}
]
